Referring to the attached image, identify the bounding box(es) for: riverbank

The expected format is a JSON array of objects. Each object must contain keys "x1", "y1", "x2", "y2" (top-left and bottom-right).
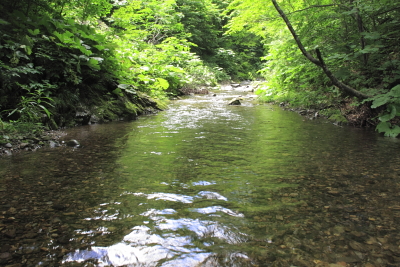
[
  {"x1": 0, "y1": 130, "x2": 66, "y2": 156},
  {"x1": 272, "y1": 96, "x2": 381, "y2": 129},
  {"x1": 0, "y1": 81, "x2": 382, "y2": 157},
  {"x1": 0, "y1": 92, "x2": 165, "y2": 156}
]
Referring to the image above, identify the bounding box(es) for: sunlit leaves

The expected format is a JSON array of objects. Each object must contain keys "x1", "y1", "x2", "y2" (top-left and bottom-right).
[
  {"x1": 155, "y1": 78, "x2": 169, "y2": 90},
  {"x1": 112, "y1": 0, "x2": 183, "y2": 44},
  {"x1": 59, "y1": 0, "x2": 113, "y2": 23}
]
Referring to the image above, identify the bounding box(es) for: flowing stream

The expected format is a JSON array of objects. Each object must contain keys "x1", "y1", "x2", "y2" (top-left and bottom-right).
[{"x1": 1, "y1": 85, "x2": 400, "y2": 267}]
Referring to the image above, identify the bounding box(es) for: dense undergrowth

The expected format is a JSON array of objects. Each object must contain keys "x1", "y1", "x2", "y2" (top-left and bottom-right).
[{"x1": 0, "y1": 0, "x2": 263, "y2": 139}]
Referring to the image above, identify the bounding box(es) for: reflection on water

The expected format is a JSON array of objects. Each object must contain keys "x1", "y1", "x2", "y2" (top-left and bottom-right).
[{"x1": 1, "y1": 87, "x2": 400, "y2": 266}]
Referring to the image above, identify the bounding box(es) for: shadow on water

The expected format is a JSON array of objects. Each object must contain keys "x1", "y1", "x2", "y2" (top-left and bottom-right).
[{"x1": 1, "y1": 86, "x2": 400, "y2": 266}]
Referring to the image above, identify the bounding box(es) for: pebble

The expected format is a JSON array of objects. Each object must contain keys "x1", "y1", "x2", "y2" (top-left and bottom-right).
[
  {"x1": 0, "y1": 252, "x2": 11, "y2": 259},
  {"x1": 0, "y1": 245, "x2": 11, "y2": 253},
  {"x1": 19, "y1": 143, "x2": 29, "y2": 149}
]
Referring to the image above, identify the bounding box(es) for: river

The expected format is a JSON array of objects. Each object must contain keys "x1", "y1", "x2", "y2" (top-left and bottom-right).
[{"x1": 1, "y1": 85, "x2": 400, "y2": 267}]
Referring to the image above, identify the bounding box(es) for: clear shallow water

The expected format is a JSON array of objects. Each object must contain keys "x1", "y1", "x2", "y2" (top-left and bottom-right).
[{"x1": 1, "y1": 88, "x2": 400, "y2": 266}]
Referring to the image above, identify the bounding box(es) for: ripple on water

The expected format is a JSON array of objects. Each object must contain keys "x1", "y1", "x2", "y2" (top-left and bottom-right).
[
  {"x1": 192, "y1": 180, "x2": 216, "y2": 186},
  {"x1": 190, "y1": 206, "x2": 244, "y2": 217},
  {"x1": 63, "y1": 216, "x2": 249, "y2": 267},
  {"x1": 130, "y1": 192, "x2": 195, "y2": 203}
]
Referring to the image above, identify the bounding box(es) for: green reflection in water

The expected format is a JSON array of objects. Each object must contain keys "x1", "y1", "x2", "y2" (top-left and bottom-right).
[
  {"x1": 61, "y1": 95, "x2": 400, "y2": 266},
  {"x1": 2, "y1": 91, "x2": 400, "y2": 266}
]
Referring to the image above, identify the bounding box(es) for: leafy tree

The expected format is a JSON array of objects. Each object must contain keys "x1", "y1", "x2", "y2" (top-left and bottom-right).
[
  {"x1": 226, "y1": 0, "x2": 400, "y2": 136},
  {"x1": 0, "y1": 0, "x2": 222, "y2": 131},
  {"x1": 271, "y1": 0, "x2": 369, "y2": 100}
]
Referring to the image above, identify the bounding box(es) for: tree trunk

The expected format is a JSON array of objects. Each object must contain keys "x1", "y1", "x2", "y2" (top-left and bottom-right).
[{"x1": 271, "y1": 0, "x2": 370, "y2": 100}]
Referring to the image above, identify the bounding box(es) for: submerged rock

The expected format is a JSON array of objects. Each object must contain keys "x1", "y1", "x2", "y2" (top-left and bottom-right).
[
  {"x1": 66, "y1": 139, "x2": 80, "y2": 147},
  {"x1": 48, "y1": 141, "x2": 60, "y2": 148},
  {"x1": 228, "y1": 98, "x2": 243, "y2": 105}
]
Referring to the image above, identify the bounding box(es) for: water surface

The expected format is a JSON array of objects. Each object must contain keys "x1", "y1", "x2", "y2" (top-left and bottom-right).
[{"x1": 1, "y1": 87, "x2": 400, "y2": 266}]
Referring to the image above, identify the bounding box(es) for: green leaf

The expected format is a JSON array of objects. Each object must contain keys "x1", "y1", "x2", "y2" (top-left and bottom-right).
[
  {"x1": 387, "y1": 125, "x2": 400, "y2": 137},
  {"x1": 390, "y1": 85, "x2": 400, "y2": 97},
  {"x1": 94, "y1": 45, "x2": 105, "y2": 51},
  {"x1": 166, "y1": 65, "x2": 185, "y2": 73},
  {"x1": 87, "y1": 58, "x2": 100, "y2": 70},
  {"x1": 23, "y1": 45, "x2": 32, "y2": 56},
  {"x1": 362, "y1": 32, "x2": 381, "y2": 40},
  {"x1": 359, "y1": 45, "x2": 380, "y2": 54},
  {"x1": 118, "y1": 84, "x2": 131, "y2": 89},
  {"x1": 371, "y1": 95, "x2": 390, "y2": 108},
  {"x1": 0, "y1": 19, "x2": 10, "y2": 25},
  {"x1": 53, "y1": 31, "x2": 74, "y2": 44},
  {"x1": 28, "y1": 29, "x2": 40, "y2": 36},
  {"x1": 79, "y1": 46, "x2": 93, "y2": 56},
  {"x1": 379, "y1": 105, "x2": 397, "y2": 122},
  {"x1": 376, "y1": 121, "x2": 400, "y2": 137},
  {"x1": 79, "y1": 55, "x2": 89, "y2": 61},
  {"x1": 112, "y1": 88, "x2": 123, "y2": 96},
  {"x1": 155, "y1": 78, "x2": 169, "y2": 90},
  {"x1": 38, "y1": 104, "x2": 52, "y2": 118},
  {"x1": 376, "y1": 121, "x2": 391, "y2": 133},
  {"x1": 90, "y1": 57, "x2": 103, "y2": 63}
]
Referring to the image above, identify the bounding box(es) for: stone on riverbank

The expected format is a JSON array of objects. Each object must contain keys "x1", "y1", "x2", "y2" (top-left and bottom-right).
[{"x1": 0, "y1": 131, "x2": 66, "y2": 156}]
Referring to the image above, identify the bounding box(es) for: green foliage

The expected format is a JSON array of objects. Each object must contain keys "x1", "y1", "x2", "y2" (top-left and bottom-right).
[
  {"x1": 321, "y1": 109, "x2": 348, "y2": 124},
  {"x1": 4, "y1": 83, "x2": 55, "y2": 123},
  {"x1": 365, "y1": 85, "x2": 400, "y2": 137},
  {"x1": 376, "y1": 121, "x2": 400, "y2": 138},
  {"x1": 111, "y1": 0, "x2": 184, "y2": 44},
  {"x1": 369, "y1": 85, "x2": 400, "y2": 109},
  {"x1": 227, "y1": 0, "x2": 400, "y2": 135},
  {"x1": 0, "y1": 10, "x2": 123, "y2": 127},
  {"x1": 0, "y1": 121, "x2": 45, "y2": 137},
  {"x1": 113, "y1": 33, "x2": 217, "y2": 99}
]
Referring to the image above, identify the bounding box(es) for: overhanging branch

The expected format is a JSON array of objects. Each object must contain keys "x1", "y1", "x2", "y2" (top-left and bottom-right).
[{"x1": 271, "y1": 0, "x2": 370, "y2": 100}]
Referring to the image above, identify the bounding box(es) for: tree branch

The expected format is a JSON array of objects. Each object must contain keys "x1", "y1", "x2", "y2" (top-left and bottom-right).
[
  {"x1": 271, "y1": 0, "x2": 321, "y2": 66},
  {"x1": 271, "y1": 0, "x2": 370, "y2": 100},
  {"x1": 315, "y1": 49, "x2": 370, "y2": 100}
]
